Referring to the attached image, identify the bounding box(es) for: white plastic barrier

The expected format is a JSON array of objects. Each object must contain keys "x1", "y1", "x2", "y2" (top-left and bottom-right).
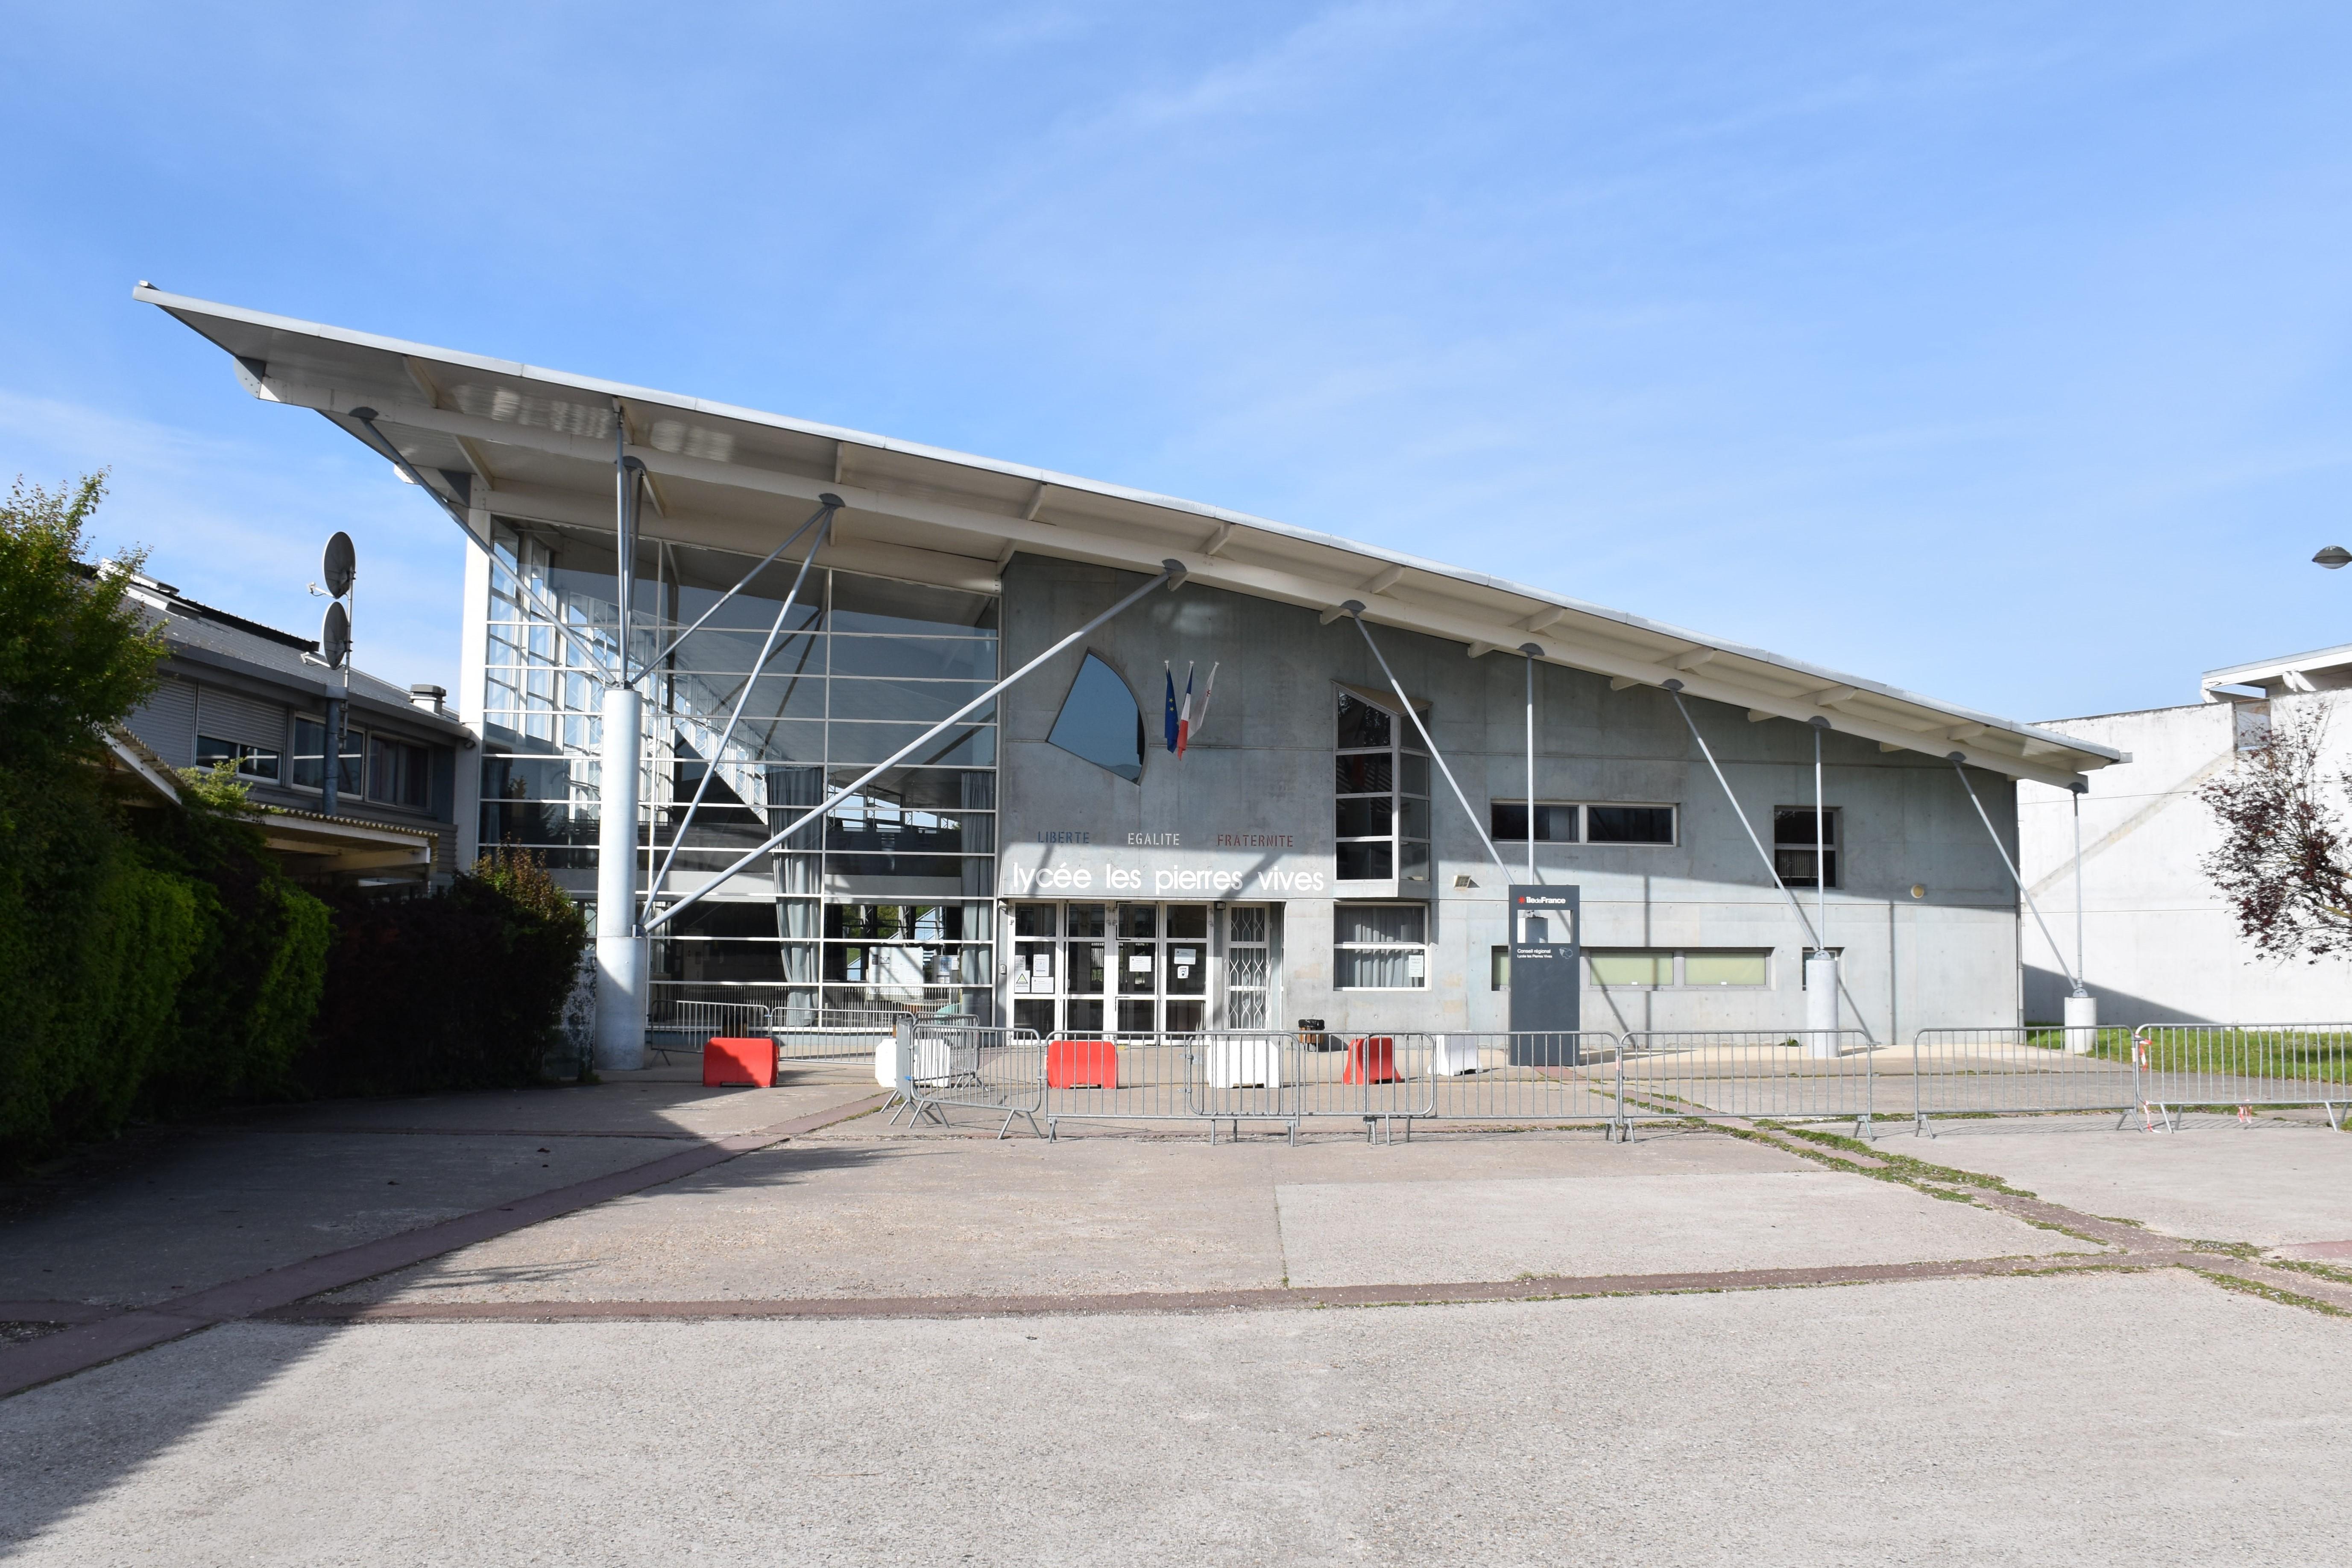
[
  {"x1": 1428, "y1": 1034, "x2": 1481, "y2": 1077},
  {"x1": 1203, "y1": 1038, "x2": 1285, "y2": 1089}
]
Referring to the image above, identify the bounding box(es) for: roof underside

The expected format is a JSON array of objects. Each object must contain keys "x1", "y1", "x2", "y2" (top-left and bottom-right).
[{"x1": 137, "y1": 286, "x2": 2118, "y2": 788}]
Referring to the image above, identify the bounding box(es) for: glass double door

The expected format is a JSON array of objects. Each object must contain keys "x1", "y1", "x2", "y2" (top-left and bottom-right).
[{"x1": 1010, "y1": 901, "x2": 1272, "y2": 1038}]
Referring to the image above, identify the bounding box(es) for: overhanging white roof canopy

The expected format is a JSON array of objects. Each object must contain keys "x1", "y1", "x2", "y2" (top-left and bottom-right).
[{"x1": 137, "y1": 284, "x2": 2118, "y2": 788}]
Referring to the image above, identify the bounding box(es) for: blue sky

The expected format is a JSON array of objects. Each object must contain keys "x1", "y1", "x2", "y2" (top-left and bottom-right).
[{"x1": 4, "y1": 2, "x2": 2348, "y2": 721}]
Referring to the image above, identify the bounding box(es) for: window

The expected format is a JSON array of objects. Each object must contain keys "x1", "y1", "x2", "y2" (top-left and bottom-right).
[
  {"x1": 1046, "y1": 653, "x2": 1144, "y2": 782},
  {"x1": 1773, "y1": 807, "x2": 1839, "y2": 888},
  {"x1": 195, "y1": 735, "x2": 280, "y2": 782},
  {"x1": 1490, "y1": 801, "x2": 1579, "y2": 843},
  {"x1": 1334, "y1": 903, "x2": 1428, "y2": 989},
  {"x1": 292, "y1": 717, "x2": 364, "y2": 794},
  {"x1": 368, "y1": 736, "x2": 431, "y2": 809},
  {"x1": 1491, "y1": 801, "x2": 1676, "y2": 845},
  {"x1": 1490, "y1": 945, "x2": 1510, "y2": 991},
  {"x1": 1335, "y1": 691, "x2": 1429, "y2": 882},
  {"x1": 1586, "y1": 948, "x2": 1772, "y2": 988},
  {"x1": 1587, "y1": 806, "x2": 1675, "y2": 844}
]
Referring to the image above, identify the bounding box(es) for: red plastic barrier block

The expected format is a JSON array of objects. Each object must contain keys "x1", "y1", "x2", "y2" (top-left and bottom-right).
[
  {"x1": 1344, "y1": 1035, "x2": 1401, "y2": 1084},
  {"x1": 703, "y1": 1036, "x2": 775, "y2": 1087},
  {"x1": 1047, "y1": 1038, "x2": 1119, "y2": 1090}
]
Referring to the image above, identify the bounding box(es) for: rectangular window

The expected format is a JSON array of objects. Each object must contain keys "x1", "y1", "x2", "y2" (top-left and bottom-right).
[
  {"x1": 1335, "y1": 690, "x2": 1429, "y2": 884},
  {"x1": 368, "y1": 736, "x2": 431, "y2": 809},
  {"x1": 195, "y1": 735, "x2": 281, "y2": 782},
  {"x1": 1491, "y1": 801, "x2": 1675, "y2": 846},
  {"x1": 1586, "y1": 948, "x2": 1773, "y2": 988},
  {"x1": 1773, "y1": 807, "x2": 1839, "y2": 888},
  {"x1": 1489, "y1": 801, "x2": 1580, "y2": 843},
  {"x1": 1586, "y1": 805, "x2": 1675, "y2": 844},
  {"x1": 293, "y1": 718, "x2": 364, "y2": 794},
  {"x1": 1490, "y1": 945, "x2": 1510, "y2": 991},
  {"x1": 1334, "y1": 902, "x2": 1428, "y2": 990}
]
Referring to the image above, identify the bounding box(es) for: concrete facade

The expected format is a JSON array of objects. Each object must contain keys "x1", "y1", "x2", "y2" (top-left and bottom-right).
[
  {"x1": 1000, "y1": 559, "x2": 2027, "y2": 1040},
  {"x1": 2018, "y1": 670, "x2": 2352, "y2": 1025}
]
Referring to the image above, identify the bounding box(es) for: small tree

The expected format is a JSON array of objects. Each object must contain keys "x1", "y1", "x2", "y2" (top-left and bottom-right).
[
  {"x1": 2200, "y1": 707, "x2": 2352, "y2": 961},
  {"x1": 0, "y1": 473, "x2": 165, "y2": 771}
]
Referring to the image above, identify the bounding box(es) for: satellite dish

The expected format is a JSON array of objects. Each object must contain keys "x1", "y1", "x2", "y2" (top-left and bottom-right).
[
  {"x1": 322, "y1": 531, "x2": 357, "y2": 598},
  {"x1": 320, "y1": 601, "x2": 351, "y2": 669}
]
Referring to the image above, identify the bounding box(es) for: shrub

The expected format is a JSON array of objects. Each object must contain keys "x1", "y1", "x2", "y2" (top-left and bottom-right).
[
  {"x1": 301, "y1": 851, "x2": 588, "y2": 1097},
  {"x1": 130, "y1": 768, "x2": 332, "y2": 1114},
  {"x1": 0, "y1": 474, "x2": 330, "y2": 1164}
]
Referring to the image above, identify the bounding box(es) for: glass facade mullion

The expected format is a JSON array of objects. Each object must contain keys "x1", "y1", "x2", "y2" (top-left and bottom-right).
[{"x1": 478, "y1": 522, "x2": 1000, "y2": 1023}]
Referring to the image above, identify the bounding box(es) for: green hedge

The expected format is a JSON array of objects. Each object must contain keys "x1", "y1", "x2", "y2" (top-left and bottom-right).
[
  {"x1": 0, "y1": 766, "x2": 335, "y2": 1162},
  {"x1": 300, "y1": 851, "x2": 587, "y2": 1098}
]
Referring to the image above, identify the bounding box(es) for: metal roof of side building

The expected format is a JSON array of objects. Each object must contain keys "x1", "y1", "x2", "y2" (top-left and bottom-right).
[
  {"x1": 115, "y1": 567, "x2": 471, "y2": 739},
  {"x1": 135, "y1": 284, "x2": 2119, "y2": 787}
]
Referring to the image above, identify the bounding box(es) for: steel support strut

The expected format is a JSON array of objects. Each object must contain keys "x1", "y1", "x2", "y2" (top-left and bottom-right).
[{"x1": 645, "y1": 559, "x2": 1190, "y2": 935}]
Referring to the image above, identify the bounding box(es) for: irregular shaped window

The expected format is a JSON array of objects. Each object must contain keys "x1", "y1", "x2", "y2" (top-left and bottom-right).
[{"x1": 1048, "y1": 653, "x2": 1144, "y2": 782}]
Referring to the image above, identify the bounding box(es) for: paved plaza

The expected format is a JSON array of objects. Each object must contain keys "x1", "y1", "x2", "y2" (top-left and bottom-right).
[{"x1": 6, "y1": 1062, "x2": 2352, "y2": 1565}]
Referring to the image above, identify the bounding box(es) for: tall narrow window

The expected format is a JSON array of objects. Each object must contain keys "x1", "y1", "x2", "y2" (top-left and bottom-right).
[
  {"x1": 1335, "y1": 690, "x2": 1429, "y2": 883},
  {"x1": 1773, "y1": 807, "x2": 1839, "y2": 888}
]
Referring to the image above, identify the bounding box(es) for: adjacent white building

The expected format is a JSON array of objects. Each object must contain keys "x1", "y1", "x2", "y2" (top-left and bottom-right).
[{"x1": 2018, "y1": 645, "x2": 2352, "y2": 1026}]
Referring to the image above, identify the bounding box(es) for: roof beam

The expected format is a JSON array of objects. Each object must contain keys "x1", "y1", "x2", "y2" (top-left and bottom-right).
[
  {"x1": 1363, "y1": 564, "x2": 1406, "y2": 596},
  {"x1": 1202, "y1": 521, "x2": 1235, "y2": 557},
  {"x1": 1023, "y1": 481, "x2": 1051, "y2": 522}
]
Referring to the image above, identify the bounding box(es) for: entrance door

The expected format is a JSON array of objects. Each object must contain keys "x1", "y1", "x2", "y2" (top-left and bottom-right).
[{"x1": 1007, "y1": 901, "x2": 1273, "y2": 1038}]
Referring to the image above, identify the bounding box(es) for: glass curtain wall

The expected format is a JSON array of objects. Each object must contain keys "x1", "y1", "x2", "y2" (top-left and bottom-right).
[{"x1": 478, "y1": 523, "x2": 1000, "y2": 1023}]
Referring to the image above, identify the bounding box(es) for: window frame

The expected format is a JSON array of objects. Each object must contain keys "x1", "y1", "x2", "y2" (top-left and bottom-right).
[
  {"x1": 1489, "y1": 800, "x2": 1679, "y2": 847},
  {"x1": 1334, "y1": 688, "x2": 1431, "y2": 885},
  {"x1": 194, "y1": 734, "x2": 282, "y2": 783},
  {"x1": 1582, "y1": 947, "x2": 1775, "y2": 990},
  {"x1": 1332, "y1": 900, "x2": 1430, "y2": 991},
  {"x1": 1772, "y1": 806, "x2": 1842, "y2": 889}
]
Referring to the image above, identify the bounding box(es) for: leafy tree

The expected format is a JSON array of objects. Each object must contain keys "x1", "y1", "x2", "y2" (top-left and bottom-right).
[
  {"x1": 2200, "y1": 707, "x2": 2352, "y2": 962},
  {"x1": 0, "y1": 473, "x2": 164, "y2": 770}
]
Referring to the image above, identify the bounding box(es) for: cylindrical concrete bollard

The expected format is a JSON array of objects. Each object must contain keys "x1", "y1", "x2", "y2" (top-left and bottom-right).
[
  {"x1": 1804, "y1": 952, "x2": 1840, "y2": 1058},
  {"x1": 2063, "y1": 991, "x2": 2098, "y2": 1055}
]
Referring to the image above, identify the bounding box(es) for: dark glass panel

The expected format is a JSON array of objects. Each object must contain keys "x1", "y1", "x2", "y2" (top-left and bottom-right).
[
  {"x1": 828, "y1": 571, "x2": 998, "y2": 635},
  {"x1": 826, "y1": 637, "x2": 997, "y2": 680},
  {"x1": 1046, "y1": 653, "x2": 1145, "y2": 783},
  {"x1": 1335, "y1": 754, "x2": 1393, "y2": 794},
  {"x1": 1336, "y1": 841, "x2": 1393, "y2": 880},
  {"x1": 1590, "y1": 806, "x2": 1676, "y2": 844},
  {"x1": 1336, "y1": 797, "x2": 1391, "y2": 838},
  {"x1": 1336, "y1": 692, "x2": 1392, "y2": 749}
]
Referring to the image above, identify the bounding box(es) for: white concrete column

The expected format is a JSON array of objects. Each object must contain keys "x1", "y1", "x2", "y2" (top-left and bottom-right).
[
  {"x1": 2063, "y1": 992, "x2": 2098, "y2": 1055},
  {"x1": 453, "y1": 526, "x2": 492, "y2": 871},
  {"x1": 1804, "y1": 951, "x2": 1840, "y2": 1058},
  {"x1": 594, "y1": 681, "x2": 646, "y2": 1072}
]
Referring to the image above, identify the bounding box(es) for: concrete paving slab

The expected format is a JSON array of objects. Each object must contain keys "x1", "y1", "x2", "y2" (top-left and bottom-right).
[
  {"x1": 206, "y1": 1069, "x2": 870, "y2": 1141},
  {"x1": 3, "y1": 1271, "x2": 2346, "y2": 1566},
  {"x1": 1895, "y1": 1115, "x2": 2352, "y2": 1247},
  {"x1": 1275, "y1": 1170, "x2": 2094, "y2": 1286},
  {"x1": 322, "y1": 1129, "x2": 2021, "y2": 1306},
  {"x1": 0, "y1": 1131, "x2": 671, "y2": 1308}
]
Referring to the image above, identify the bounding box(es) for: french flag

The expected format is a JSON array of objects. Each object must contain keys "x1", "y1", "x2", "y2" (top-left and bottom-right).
[{"x1": 1177, "y1": 661, "x2": 1216, "y2": 757}]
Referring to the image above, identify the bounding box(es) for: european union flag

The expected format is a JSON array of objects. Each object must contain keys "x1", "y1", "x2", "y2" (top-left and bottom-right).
[{"x1": 1163, "y1": 665, "x2": 1180, "y2": 753}]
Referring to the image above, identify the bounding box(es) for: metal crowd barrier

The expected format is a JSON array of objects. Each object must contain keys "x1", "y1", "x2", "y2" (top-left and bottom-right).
[
  {"x1": 1619, "y1": 1031, "x2": 1878, "y2": 1134},
  {"x1": 896, "y1": 1023, "x2": 1045, "y2": 1138},
  {"x1": 1908, "y1": 1027, "x2": 2138, "y2": 1131},
  {"x1": 645, "y1": 999, "x2": 776, "y2": 1064},
  {"x1": 2131, "y1": 1024, "x2": 2352, "y2": 1130},
  {"x1": 868, "y1": 1019, "x2": 2352, "y2": 1141},
  {"x1": 776, "y1": 1008, "x2": 907, "y2": 1063}
]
